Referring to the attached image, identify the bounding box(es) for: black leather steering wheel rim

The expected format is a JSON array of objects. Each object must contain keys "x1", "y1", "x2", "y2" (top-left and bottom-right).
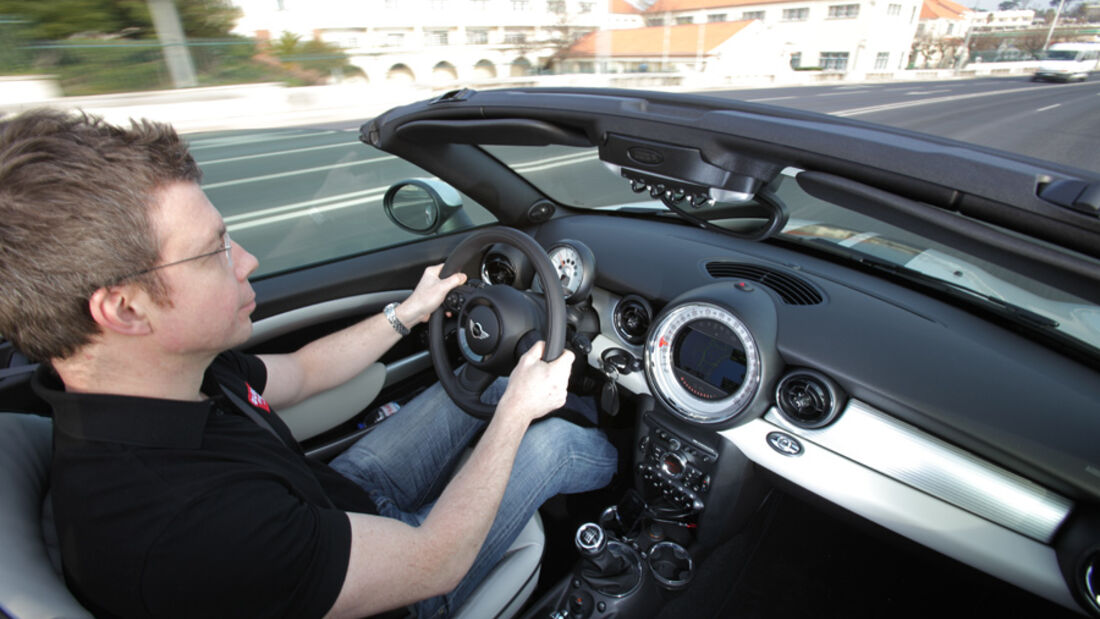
[{"x1": 429, "y1": 227, "x2": 567, "y2": 419}]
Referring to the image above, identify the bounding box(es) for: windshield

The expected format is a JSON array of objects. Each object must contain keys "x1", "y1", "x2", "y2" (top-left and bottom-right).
[
  {"x1": 485, "y1": 143, "x2": 1100, "y2": 351},
  {"x1": 1043, "y1": 50, "x2": 1082, "y2": 60}
]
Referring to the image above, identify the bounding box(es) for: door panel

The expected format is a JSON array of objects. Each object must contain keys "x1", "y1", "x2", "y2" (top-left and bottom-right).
[{"x1": 240, "y1": 230, "x2": 482, "y2": 449}]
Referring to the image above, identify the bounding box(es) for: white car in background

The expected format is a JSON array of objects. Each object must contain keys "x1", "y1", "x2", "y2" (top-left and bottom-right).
[{"x1": 1033, "y1": 42, "x2": 1100, "y2": 82}]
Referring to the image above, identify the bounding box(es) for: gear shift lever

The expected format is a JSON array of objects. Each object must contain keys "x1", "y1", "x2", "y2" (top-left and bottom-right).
[
  {"x1": 575, "y1": 523, "x2": 622, "y2": 574},
  {"x1": 574, "y1": 522, "x2": 641, "y2": 596}
]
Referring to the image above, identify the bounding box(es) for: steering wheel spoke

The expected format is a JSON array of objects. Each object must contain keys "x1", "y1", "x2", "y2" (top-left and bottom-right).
[{"x1": 456, "y1": 364, "x2": 497, "y2": 397}]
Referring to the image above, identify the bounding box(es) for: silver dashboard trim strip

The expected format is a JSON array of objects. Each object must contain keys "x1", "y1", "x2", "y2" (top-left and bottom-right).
[
  {"x1": 719, "y1": 417, "x2": 1078, "y2": 611},
  {"x1": 765, "y1": 400, "x2": 1072, "y2": 543}
]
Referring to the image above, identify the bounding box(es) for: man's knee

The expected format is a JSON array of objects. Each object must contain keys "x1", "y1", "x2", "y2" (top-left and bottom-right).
[{"x1": 522, "y1": 418, "x2": 617, "y2": 488}]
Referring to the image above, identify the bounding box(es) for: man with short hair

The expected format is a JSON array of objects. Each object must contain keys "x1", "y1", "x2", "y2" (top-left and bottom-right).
[{"x1": 0, "y1": 109, "x2": 618, "y2": 618}]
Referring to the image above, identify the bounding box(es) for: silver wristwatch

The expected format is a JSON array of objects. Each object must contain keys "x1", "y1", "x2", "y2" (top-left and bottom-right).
[{"x1": 383, "y1": 302, "x2": 410, "y2": 336}]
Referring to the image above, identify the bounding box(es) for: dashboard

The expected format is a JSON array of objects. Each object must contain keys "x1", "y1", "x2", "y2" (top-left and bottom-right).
[{"x1": 481, "y1": 213, "x2": 1100, "y2": 615}]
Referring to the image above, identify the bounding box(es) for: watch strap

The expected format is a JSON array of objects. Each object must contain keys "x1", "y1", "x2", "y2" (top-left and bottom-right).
[{"x1": 384, "y1": 302, "x2": 410, "y2": 336}]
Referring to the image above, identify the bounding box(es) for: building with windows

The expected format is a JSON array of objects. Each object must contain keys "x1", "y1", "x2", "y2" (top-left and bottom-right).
[
  {"x1": 916, "y1": 0, "x2": 972, "y2": 40},
  {"x1": 911, "y1": 0, "x2": 971, "y2": 67},
  {"x1": 560, "y1": 19, "x2": 786, "y2": 76},
  {"x1": 231, "y1": 0, "x2": 922, "y2": 86},
  {"x1": 570, "y1": 0, "x2": 923, "y2": 76},
  {"x1": 231, "y1": 0, "x2": 611, "y2": 85}
]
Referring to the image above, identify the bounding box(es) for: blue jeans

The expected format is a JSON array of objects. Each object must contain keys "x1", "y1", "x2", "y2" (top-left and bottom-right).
[{"x1": 329, "y1": 378, "x2": 619, "y2": 618}]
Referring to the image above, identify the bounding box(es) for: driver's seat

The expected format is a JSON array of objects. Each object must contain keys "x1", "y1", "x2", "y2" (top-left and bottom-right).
[{"x1": 0, "y1": 412, "x2": 543, "y2": 619}]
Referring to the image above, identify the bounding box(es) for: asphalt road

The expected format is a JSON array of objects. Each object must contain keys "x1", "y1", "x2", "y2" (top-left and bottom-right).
[
  {"x1": 706, "y1": 76, "x2": 1100, "y2": 173},
  {"x1": 188, "y1": 76, "x2": 1099, "y2": 278}
]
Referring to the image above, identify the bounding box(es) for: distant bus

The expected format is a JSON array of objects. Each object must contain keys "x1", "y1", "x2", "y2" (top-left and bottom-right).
[{"x1": 1032, "y1": 42, "x2": 1100, "y2": 82}]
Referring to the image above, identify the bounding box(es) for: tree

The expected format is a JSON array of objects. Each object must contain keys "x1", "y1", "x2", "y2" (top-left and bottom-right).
[
  {"x1": 1016, "y1": 30, "x2": 1053, "y2": 57},
  {"x1": 538, "y1": 15, "x2": 594, "y2": 73},
  {"x1": 0, "y1": 0, "x2": 239, "y2": 40},
  {"x1": 263, "y1": 31, "x2": 361, "y2": 84}
]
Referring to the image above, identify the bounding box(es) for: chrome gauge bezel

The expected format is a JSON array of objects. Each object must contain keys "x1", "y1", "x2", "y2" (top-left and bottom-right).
[
  {"x1": 645, "y1": 302, "x2": 761, "y2": 424},
  {"x1": 533, "y1": 239, "x2": 596, "y2": 303}
]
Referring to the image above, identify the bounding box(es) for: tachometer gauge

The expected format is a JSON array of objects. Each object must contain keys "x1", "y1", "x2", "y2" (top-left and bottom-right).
[
  {"x1": 537, "y1": 240, "x2": 596, "y2": 303},
  {"x1": 549, "y1": 245, "x2": 583, "y2": 297}
]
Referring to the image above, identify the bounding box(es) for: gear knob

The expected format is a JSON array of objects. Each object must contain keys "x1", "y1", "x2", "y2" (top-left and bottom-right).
[{"x1": 574, "y1": 522, "x2": 607, "y2": 557}]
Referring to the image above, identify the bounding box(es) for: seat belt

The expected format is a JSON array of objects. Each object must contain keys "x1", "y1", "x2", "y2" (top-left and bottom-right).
[{"x1": 218, "y1": 384, "x2": 293, "y2": 449}]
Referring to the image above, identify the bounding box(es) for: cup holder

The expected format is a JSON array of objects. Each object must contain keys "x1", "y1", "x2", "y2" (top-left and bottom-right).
[{"x1": 647, "y1": 541, "x2": 694, "y2": 590}]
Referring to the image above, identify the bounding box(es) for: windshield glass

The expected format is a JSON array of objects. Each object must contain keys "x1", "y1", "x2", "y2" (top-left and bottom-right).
[
  {"x1": 1043, "y1": 50, "x2": 1081, "y2": 60},
  {"x1": 485, "y1": 144, "x2": 1100, "y2": 351}
]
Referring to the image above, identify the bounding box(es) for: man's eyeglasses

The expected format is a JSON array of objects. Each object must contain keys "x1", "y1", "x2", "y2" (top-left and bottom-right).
[{"x1": 110, "y1": 233, "x2": 233, "y2": 285}]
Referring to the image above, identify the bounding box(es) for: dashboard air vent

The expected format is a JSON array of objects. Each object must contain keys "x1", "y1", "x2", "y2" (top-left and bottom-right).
[
  {"x1": 705, "y1": 262, "x2": 823, "y2": 306},
  {"x1": 775, "y1": 370, "x2": 844, "y2": 429},
  {"x1": 613, "y1": 295, "x2": 652, "y2": 346}
]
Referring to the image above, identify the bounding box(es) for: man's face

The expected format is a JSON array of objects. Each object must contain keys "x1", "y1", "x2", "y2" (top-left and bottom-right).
[{"x1": 146, "y1": 181, "x2": 259, "y2": 356}]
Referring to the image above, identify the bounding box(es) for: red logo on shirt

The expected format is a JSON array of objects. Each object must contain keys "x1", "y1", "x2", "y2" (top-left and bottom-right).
[{"x1": 246, "y1": 383, "x2": 271, "y2": 413}]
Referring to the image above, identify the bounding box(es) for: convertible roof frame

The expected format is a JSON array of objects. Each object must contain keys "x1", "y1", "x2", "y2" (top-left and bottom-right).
[{"x1": 362, "y1": 87, "x2": 1100, "y2": 299}]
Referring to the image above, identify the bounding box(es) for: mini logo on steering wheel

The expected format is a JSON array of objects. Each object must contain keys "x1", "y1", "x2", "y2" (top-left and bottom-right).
[{"x1": 469, "y1": 320, "x2": 491, "y2": 340}]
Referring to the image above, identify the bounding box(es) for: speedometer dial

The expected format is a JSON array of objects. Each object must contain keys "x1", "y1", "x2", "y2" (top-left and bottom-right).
[{"x1": 645, "y1": 302, "x2": 761, "y2": 424}]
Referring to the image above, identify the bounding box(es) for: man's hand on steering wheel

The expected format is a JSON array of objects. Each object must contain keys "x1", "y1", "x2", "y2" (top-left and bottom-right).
[
  {"x1": 397, "y1": 264, "x2": 468, "y2": 326},
  {"x1": 496, "y1": 341, "x2": 575, "y2": 424}
]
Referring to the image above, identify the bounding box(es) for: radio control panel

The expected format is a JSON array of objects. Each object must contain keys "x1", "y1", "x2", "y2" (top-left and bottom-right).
[{"x1": 636, "y1": 420, "x2": 718, "y2": 514}]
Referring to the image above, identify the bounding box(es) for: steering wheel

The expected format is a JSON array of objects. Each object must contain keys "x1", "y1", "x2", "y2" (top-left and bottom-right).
[{"x1": 429, "y1": 227, "x2": 567, "y2": 419}]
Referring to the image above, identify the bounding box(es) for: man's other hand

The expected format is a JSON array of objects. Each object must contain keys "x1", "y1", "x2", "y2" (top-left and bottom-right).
[
  {"x1": 399, "y1": 264, "x2": 467, "y2": 326},
  {"x1": 497, "y1": 341, "x2": 575, "y2": 424}
]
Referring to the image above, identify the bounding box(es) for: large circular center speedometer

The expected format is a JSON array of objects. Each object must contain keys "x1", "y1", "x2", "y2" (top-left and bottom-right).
[{"x1": 645, "y1": 302, "x2": 761, "y2": 424}]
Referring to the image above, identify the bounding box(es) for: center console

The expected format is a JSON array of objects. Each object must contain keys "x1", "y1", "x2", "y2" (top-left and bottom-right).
[{"x1": 520, "y1": 398, "x2": 746, "y2": 619}]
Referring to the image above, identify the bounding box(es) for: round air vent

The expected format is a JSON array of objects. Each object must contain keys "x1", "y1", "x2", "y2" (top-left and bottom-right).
[
  {"x1": 481, "y1": 253, "x2": 517, "y2": 286},
  {"x1": 775, "y1": 370, "x2": 844, "y2": 429},
  {"x1": 613, "y1": 295, "x2": 652, "y2": 346}
]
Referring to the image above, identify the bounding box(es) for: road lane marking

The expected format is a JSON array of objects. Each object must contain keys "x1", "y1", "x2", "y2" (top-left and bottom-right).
[
  {"x1": 223, "y1": 187, "x2": 383, "y2": 224},
  {"x1": 1036, "y1": 103, "x2": 1062, "y2": 112},
  {"x1": 817, "y1": 90, "x2": 872, "y2": 96},
  {"x1": 227, "y1": 188, "x2": 389, "y2": 231},
  {"x1": 201, "y1": 154, "x2": 397, "y2": 189},
  {"x1": 834, "y1": 81, "x2": 1097, "y2": 116},
  {"x1": 200, "y1": 140, "x2": 361, "y2": 165},
  {"x1": 746, "y1": 96, "x2": 798, "y2": 102},
  {"x1": 514, "y1": 151, "x2": 598, "y2": 173},
  {"x1": 187, "y1": 129, "x2": 341, "y2": 150},
  {"x1": 220, "y1": 151, "x2": 599, "y2": 231},
  {"x1": 905, "y1": 89, "x2": 950, "y2": 95}
]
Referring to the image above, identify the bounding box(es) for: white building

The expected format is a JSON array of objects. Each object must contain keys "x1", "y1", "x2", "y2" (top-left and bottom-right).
[
  {"x1": 561, "y1": 19, "x2": 787, "y2": 76},
  {"x1": 231, "y1": 0, "x2": 611, "y2": 84},
  {"x1": 916, "y1": 0, "x2": 972, "y2": 40},
  {"x1": 571, "y1": 0, "x2": 923, "y2": 76},
  {"x1": 969, "y1": 8, "x2": 1036, "y2": 32},
  {"x1": 232, "y1": 0, "x2": 922, "y2": 85}
]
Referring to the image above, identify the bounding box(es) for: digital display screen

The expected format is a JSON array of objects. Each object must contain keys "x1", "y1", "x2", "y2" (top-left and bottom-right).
[{"x1": 674, "y1": 321, "x2": 747, "y2": 398}]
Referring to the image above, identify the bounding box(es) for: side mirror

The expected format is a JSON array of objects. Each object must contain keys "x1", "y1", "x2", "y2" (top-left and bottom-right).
[{"x1": 383, "y1": 178, "x2": 471, "y2": 235}]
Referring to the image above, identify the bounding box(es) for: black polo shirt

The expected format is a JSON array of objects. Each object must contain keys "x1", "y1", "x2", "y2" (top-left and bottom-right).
[{"x1": 34, "y1": 351, "x2": 377, "y2": 619}]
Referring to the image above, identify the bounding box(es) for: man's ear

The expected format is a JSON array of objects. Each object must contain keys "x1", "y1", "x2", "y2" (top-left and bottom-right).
[{"x1": 88, "y1": 285, "x2": 154, "y2": 336}]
